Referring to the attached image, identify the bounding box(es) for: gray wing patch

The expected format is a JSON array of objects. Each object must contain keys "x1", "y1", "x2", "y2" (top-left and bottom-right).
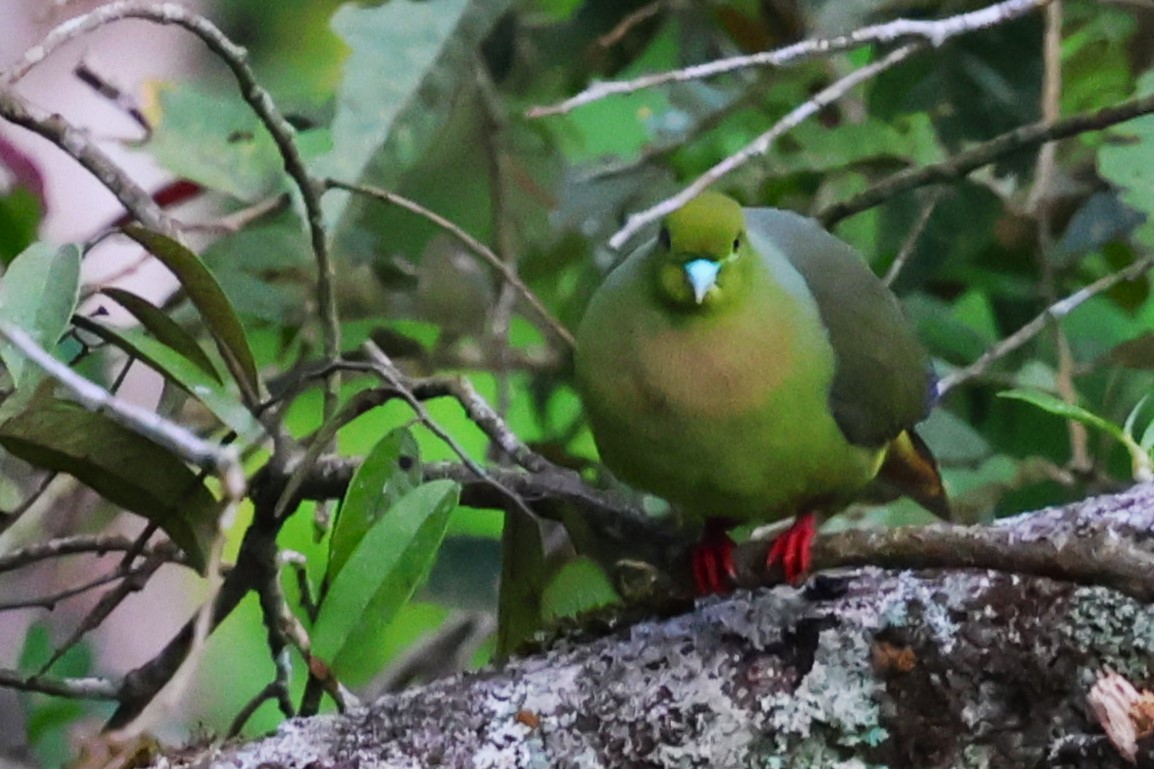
[{"x1": 744, "y1": 208, "x2": 934, "y2": 448}]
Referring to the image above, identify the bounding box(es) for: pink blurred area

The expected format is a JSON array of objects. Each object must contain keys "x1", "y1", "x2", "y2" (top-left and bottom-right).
[{"x1": 0, "y1": 0, "x2": 220, "y2": 748}]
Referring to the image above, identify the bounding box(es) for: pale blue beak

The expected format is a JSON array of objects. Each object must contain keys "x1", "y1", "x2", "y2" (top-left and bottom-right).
[{"x1": 684, "y1": 259, "x2": 721, "y2": 304}]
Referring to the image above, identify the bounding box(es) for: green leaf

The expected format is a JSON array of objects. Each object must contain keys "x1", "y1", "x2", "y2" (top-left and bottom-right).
[
  {"x1": 121, "y1": 225, "x2": 260, "y2": 398},
  {"x1": 999, "y1": 388, "x2": 1154, "y2": 481},
  {"x1": 0, "y1": 243, "x2": 80, "y2": 387},
  {"x1": 19, "y1": 622, "x2": 93, "y2": 768},
  {"x1": 321, "y1": 0, "x2": 511, "y2": 231},
  {"x1": 74, "y1": 319, "x2": 265, "y2": 445},
  {"x1": 0, "y1": 187, "x2": 42, "y2": 265},
  {"x1": 0, "y1": 399, "x2": 218, "y2": 571},
  {"x1": 144, "y1": 83, "x2": 285, "y2": 202},
  {"x1": 541, "y1": 556, "x2": 621, "y2": 624},
  {"x1": 100, "y1": 287, "x2": 222, "y2": 381},
  {"x1": 327, "y1": 426, "x2": 422, "y2": 583},
  {"x1": 311, "y1": 479, "x2": 459, "y2": 673},
  {"x1": 496, "y1": 506, "x2": 546, "y2": 659},
  {"x1": 998, "y1": 389, "x2": 1126, "y2": 441}
]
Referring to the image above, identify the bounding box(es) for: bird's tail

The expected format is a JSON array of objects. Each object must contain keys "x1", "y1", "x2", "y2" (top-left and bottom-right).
[{"x1": 874, "y1": 429, "x2": 950, "y2": 520}]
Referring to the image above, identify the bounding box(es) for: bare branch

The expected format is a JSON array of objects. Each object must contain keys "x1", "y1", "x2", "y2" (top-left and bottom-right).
[
  {"x1": 883, "y1": 187, "x2": 944, "y2": 287},
  {"x1": 360, "y1": 343, "x2": 540, "y2": 523},
  {"x1": 0, "y1": 668, "x2": 119, "y2": 700},
  {"x1": 0, "y1": 89, "x2": 174, "y2": 234},
  {"x1": 817, "y1": 90, "x2": 1154, "y2": 226},
  {"x1": 0, "y1": 322, "x2": 243, "y2": 479},
  {"x1": 326, "y1": 179, "x2": 575, "y2": 350},
  {"x1": 1, "y1": 0, "x2": 341, "y2": 417},
  {"x1": 528, "y1": 0, "x2": 1052, "y2": 117},
  {"x1": 937, "y1": 256, "x2": 1154, "y2": 395},
  {"x1": 37, "y1": 551, "x2": 166, "y2": 675},
  {"x1": 0, "y1": 563, "x2": 155, "y2": 612},
  {"x1": 0, "y1": 534, "x2": 185, "y2": 573},
  {"x1": 608, "y1": 44, "x2": 919, "y2": 250},
  {"x1": 596, "y1": 2, "x2": 664, "y2": 49}
]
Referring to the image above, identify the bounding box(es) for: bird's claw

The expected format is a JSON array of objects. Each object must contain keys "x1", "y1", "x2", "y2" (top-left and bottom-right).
[
  {"x1": 766, "y1": 512, "x2": 816, "y2": 586},
  {"x1": 691, "y1": 530, "x2": 737, "y2": 596}
]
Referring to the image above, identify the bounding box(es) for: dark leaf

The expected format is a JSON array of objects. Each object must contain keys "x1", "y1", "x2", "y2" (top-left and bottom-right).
[
  {"x1": 121, "y1": 225, "x2": 260, "y2": 398},
  {"x1": 101, "y1": 287, "x2": 222, "y2": 381},
  {"x1": 0, "y1": 399, "x2": 218, "y2": 571}
]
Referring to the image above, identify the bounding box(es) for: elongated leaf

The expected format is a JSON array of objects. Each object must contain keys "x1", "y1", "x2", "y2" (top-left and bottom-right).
[
  {"x1": 0, "y1": 188, "x2": 41, "y2": 266},
  {"x1": 311, "y1": 479, "x2": 459, "y2": 672},
  {"x1": 496, "y1": 506, "x2": 545, "y2": 659},
  {"x1": 74, "y1": 319, "x2": 265, "y2": 445},
  {"x1": 998, "y1": 389, "x2": 1127, "y2": 442},
  {"x1": 327, "y1": 427, "x2": 422, "y2": 584},
  {"x1": 100, "y1": 288, "x2": 221, "y2": 381},
  {"x1": 0, "y1": 243, "x2": 80, "y2": 386},
  {"x1": 121, "y1": 226, "x2": 259, "y2": 397},
  {"x1": 0, "y1": 399, "x2": 217, "y2": 571}
]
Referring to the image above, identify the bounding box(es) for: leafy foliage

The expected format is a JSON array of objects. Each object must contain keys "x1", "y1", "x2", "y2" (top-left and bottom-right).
[{"x1": 2, "y1": 0, "x2": 1154, "y2": 753}]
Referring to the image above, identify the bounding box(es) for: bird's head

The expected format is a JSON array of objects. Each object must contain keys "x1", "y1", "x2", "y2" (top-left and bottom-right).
[{"x1": 652, "y1": 191, "x2": 751, "y2": 311}]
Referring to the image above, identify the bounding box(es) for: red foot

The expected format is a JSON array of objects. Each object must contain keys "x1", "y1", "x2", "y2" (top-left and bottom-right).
[
  {"x1": 766, "y1": 512, "x2": 816, "y2": 585},
  {"x1": 691, "y1": 520, "x2": 738, "y2": 596}
]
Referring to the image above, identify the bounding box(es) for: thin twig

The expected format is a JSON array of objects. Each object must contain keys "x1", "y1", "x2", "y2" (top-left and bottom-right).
[
  {"x1": 360, "y1": 344, "x2": 530, "y2": 507},
  {"x1": 0, "y1": 472, "x2": 59, "y2": 537},
  {"x1": 528, "y1": 0, "x2": 1052, "y2": 117},
  {"x1": 608, "y1": 44, "x2": 919, "y2": 250},
  {"x1": 74, "y1": 58, "x2": 149, "y2": 134},
  {"x1": 228, "y1": 681, "x2": 287, "y2": 738},
  {"x1": 818, "y1": 90, "x2": 1154, "y2": 226},
  {"x1": 1031, "y1": 0, "x2": 1088, "y2": 471},
  {"x1": 597, "y1": 1, "x2": 664, "y2": 49},
  {"x1": 179, "y1": 192, "x2": 290, "y2": 234},
  {"x1": 413, "y1": 375, "x2": 549, "y2": 473},
  {"x1": 0, "y1": 563, "x2": 155, "y2": 611},
  {"x1": 1, "y1": 0, "x2": 340, "y2": 417},
  {"x1": 0, "y1": 89, "x2": 174, "y2": 234},
  {"x1": 938, "y1": 256, "x2": 1154, "y2": 395},
  {"x1": 883, "y1": 187, "x2": 944, "y2": 286},
  {"x1": 0, "y1": 668, "x2": 119, "y2": 700},
  {"x1": 0, "y1": 323, "x2": 242, "y2": 477},
  {"x1": 37, "y1": 554, "x2": 167, "y2": 675},
  {"x1": 326, "y1": 179, "x2": 575, "y2": 350},
  {"x1": 0, "y1": 534, "x2": 185, "y2": 573}
]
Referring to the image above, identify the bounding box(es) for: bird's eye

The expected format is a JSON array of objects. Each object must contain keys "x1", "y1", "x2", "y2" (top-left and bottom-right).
[
  {"x1": 658, "y1": 227, "x2": 671, "y2": 251},
  {"x1": 732, "y1": 236, "x2": 741, "y2": 251}
]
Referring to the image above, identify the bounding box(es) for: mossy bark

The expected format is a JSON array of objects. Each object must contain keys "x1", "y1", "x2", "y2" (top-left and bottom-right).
[{"x1": 162, "y1": 485, "x2": 1154, "y2": 769}]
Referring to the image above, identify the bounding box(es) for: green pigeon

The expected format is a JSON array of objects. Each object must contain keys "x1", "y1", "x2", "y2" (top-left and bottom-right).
[{"x1": 574, "y1": 191, "x2": 946, "y2": 593}]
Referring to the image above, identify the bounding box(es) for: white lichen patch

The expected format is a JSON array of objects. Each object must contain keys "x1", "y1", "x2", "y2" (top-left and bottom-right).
[
  {"x1": 1065, "y1": 586, "x2": 1154, "y2": 681},
  {"x1": 761, "y1": 625, "x2": 885, "y2": 749}
]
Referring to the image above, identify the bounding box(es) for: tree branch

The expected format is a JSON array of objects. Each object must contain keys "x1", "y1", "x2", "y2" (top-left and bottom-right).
[
  {"x1": 162, "y1": 483, "x2": 1154, "y2": 768},
  {"x1": 527, "y1": 0, "x2": 1052, "y2": 118},
  {"x1": 817, "y1": 89, "x2": 1154, "y2": 226},
  {"x1": 607, "y1": 44, "x2": 919, "y2": 250}
]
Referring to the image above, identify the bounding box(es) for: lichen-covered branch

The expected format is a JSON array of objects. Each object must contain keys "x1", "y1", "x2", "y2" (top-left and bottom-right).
[{"x1": 155, "y1": 484, "x2": 1154, "y2": 768}]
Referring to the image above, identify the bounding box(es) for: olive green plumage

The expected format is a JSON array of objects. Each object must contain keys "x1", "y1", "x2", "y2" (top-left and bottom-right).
[{"x1": 575, "y1": 192, "x2": 941, "y2": 527}]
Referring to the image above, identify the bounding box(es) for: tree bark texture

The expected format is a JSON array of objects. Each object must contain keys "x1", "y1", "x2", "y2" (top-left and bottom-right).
[{"x1": 158, "y1": 484, "x2": 1154, "y2": 769}]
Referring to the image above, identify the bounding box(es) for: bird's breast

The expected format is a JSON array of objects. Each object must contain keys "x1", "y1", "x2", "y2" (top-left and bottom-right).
[{"x1": 632, "y1": 316, "x2": 799, "y2": 419}]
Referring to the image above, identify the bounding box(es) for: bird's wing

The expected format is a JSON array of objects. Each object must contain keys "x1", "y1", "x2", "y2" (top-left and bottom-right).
[{"x1": 744, "y1": 208, "x2": 935, "y2": 448}]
